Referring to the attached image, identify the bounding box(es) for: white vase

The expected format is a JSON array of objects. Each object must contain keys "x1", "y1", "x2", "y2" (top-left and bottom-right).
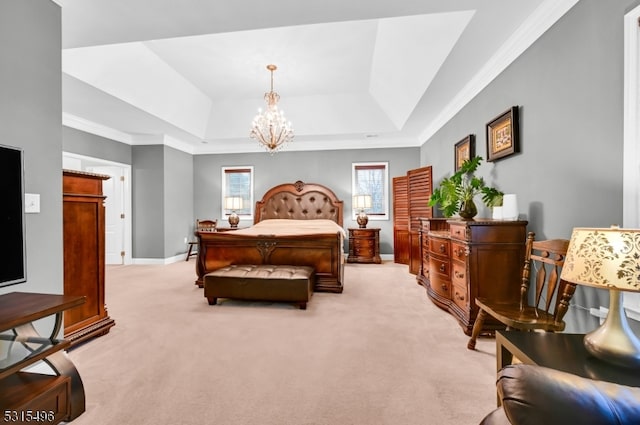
[
  {"x1": 492, "y1": 206, "x2": 503, "y2": 220},
  {"x1": 502, "y1": 194, "x2": 518, "y2": 220}
]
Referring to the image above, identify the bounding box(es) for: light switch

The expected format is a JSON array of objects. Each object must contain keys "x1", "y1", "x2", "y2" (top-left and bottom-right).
[{"x1": 25, "y1": 193, "x2": 40, "y2": 213}]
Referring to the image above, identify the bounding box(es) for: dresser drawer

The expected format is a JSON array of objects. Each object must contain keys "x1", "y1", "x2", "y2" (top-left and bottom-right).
[
  {"x1": 451, "y1": 262, "x2": 467, "y2": 287},
  {"x1": 451, "y1": 281, "x2": 469, "y2": 311},
  {"x1": 449, "y1": 223, "x2": 467, "y2": 241},
  {"x1": 451, "y1": 241, "x2": 467, "y2": 263},
  {"x1": 429, "y1": 274, "x2": 450, "y2": 299},
  {"x1": 429, "y1": 237, "x2": 450, "y2": 256},
  {"x1": 429, "y1": 256, "x2": 450, "y2": 278}
]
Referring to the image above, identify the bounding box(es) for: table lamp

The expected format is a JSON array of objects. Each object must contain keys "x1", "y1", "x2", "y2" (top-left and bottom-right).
[
  {"x1": 353, "y1": 194, "x2": 372, "y2": 228},
  {"x1": 560, "y1": 226, "x2": 640, "y2": 368},
  {"x1": 224, "y1": 196, "x2": 243, "y2": 228}
]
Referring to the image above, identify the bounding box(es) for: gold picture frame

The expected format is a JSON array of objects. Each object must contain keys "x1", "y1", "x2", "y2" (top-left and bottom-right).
[
  {"x1": 454, "y1": 134, "x2": 475, "y2": 171},
  {"x1": 486, "y1": 106, "x2": 519, "y2": 162}
]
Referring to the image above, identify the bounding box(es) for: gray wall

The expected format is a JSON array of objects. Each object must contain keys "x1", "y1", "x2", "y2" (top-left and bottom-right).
[
  {"x1": 132, "y1": 145, "x2": 165, "y2": 258},
  {"x1": 420, "y1": 0, "x2": 640, "y2": 332},
  {"x1": 163, "y1": 146, "x2": 194, "y2": 257},
  {"x1": 0, "y1": 0, "x2": 62, "y2": 298},
  {"x1": 193, "y1": 147, "x2": 420, "y2": 254},
  {"x1": 130, "y1": 145, "x2": 195, "y2": 259},
  {"x1": 63, "y1": 127, "x2": 132, "y2": 165}
]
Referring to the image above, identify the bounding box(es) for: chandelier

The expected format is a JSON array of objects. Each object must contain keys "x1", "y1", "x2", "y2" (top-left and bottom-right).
[{"x1": 250, "y1": 64, "x2": 294, "y2": 153}]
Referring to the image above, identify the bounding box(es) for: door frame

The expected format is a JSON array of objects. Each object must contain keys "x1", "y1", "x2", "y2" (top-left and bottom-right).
[
  {"x1": 622, "y1": 4, "x2": 640, "y2": 316},
  {"x1": 62, "y1": 152, "x2": 133, "y2": 265}
]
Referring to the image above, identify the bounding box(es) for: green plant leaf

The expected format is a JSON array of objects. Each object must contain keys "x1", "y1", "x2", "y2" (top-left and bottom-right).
[{"x1": 429, "y1": 155, "x2": 503, "y2": 217}]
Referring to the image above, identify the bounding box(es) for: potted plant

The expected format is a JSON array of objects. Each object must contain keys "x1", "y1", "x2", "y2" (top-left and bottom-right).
[{"x1": 428, "y1": 156, "x2": 503, "y2": 219}]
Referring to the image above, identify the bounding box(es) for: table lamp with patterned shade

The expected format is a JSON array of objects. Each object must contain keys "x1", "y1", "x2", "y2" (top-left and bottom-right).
[
  {"x1": 224, "y1": 196, "x2": 243, "y2": 228},
  {"x1": 353, "y1": 194, "x2": 372, "y2": 228},
  {"x1": 560, "y1": 226, "x2": 640, "y2": 368}
]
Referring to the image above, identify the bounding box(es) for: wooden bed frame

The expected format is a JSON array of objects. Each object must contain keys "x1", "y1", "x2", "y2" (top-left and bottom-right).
[{"x1": 195, "y1": 181, "x2": 345, "y2": 293}]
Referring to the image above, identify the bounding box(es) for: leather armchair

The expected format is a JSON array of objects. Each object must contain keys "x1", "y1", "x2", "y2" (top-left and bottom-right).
[{"x1": 480, "y1": 364, "x2": 640, "y2": 425}]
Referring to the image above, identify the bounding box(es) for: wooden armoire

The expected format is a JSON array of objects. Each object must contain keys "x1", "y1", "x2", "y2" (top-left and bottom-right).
[
  {"x1": 63, "y1": 170, "x2": 115, "y2": 346},
  {"x1": 392, "y1": 166, "x2": 433, "y2": 274}
]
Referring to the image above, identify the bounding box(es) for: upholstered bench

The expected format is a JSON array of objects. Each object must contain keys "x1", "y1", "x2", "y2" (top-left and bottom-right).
[{"x1": 204, "y1": 264, "x2": 314, "y2": 309}]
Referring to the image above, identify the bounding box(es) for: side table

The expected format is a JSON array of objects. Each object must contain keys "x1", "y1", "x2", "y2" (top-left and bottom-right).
[
  {"x1": 347, "y1": 228, "x2": 381, "y2": 264},
  {"x1": 0, "y1": 292, "x2": 87, "y2": 423},
  {"x1": 496, "y1": 330, "x2": 640, "y2": 389}
]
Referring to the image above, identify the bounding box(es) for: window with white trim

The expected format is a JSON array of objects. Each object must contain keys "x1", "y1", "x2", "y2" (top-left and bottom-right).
[
  {"x1": 221, "y1": 166, "x2": 254, "y2": 220},
  {"x1": 351, "y1": 162, "x2": 389, "y2": 221}
]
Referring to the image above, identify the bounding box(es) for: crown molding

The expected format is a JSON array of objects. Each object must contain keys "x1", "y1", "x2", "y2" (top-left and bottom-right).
[{"x1": 63, "y1": 113, "x2": 133, "y2": 144}]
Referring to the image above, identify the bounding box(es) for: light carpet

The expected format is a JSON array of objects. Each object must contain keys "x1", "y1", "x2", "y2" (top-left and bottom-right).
[{"x1": 65, "y1": 261, "x2": 497, "y2": 425}]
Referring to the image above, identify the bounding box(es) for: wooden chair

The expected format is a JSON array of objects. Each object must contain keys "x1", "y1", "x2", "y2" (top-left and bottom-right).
[
  {"x1": 467, "y1": 232, "x2": 575, "y2": 350},
  {"x1": 185, "y1": 219, "x2": 217, "y2": 261}
]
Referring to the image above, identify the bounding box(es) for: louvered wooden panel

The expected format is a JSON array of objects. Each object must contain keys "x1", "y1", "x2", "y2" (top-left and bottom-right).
[
  {"x1": 407, "y1": 166, "x2": 433, "y2": 274},
  {"x1": 392, "y1": 176, "x2": 409, "y2": 264},
  {"x1": 407, "y1": 166, "x2": 433, "y2": 230}
]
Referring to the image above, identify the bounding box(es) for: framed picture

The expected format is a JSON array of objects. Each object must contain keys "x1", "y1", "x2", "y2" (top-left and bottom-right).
[
  {"x1": 486, "y1": 106, "x2": 519, "y2": 162},
  {"x1": 454, "y1": 134, "x2": 475, "y2": 171}
]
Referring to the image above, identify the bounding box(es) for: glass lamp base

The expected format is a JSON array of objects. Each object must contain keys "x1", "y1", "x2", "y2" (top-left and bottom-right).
[
  {"x1": 228, "y1": 212, "x2": 239, "y2": 228},
  {"x1": 356, "y1": 211, "x2": 368, "y2": 228},
  {"x1": 584, "y1": 289, "x2": 640, "y2": 368}
]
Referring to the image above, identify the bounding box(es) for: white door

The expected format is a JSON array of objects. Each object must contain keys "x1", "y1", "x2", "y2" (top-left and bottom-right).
[{"x1": 87, "y1": 165, "x2": 127, "y2": 265}]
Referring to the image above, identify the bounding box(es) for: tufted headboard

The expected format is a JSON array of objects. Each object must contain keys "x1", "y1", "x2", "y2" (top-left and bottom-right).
[{"x1": 254, "y1": 180, "x2": 344, "y2": 227}]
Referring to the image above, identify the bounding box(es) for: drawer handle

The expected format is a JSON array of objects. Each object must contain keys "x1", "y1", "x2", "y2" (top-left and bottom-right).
[
  {"x1": 441, "y1": 283, "x2": 448, "y2": 291},
  {"x1": 439, "y1": 264, "x2": 446, "y2": 273},
  {"x1": 454, "y1": 229, "x2": 462, "y2": 235},
  {"x1": 439, "y1": 244, "x2": 446, "y2": 253},
  {"x1": 454, "y1": 248, "x2": 464, "y2": 258},
  {"x1": 454, "y1": 270, "x2": 464, "y2": 279},
  {"x1": 455, "y1": 292, "x2": 465, "y2": 301}
]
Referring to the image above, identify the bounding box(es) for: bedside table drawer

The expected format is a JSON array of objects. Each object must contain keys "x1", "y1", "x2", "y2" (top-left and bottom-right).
[
  {"x1": 350, "y1": 229, "x2": 374, "y2": 238},
  {"x1": 354, "y1": 242, "x2": 374, "y2": 257}
]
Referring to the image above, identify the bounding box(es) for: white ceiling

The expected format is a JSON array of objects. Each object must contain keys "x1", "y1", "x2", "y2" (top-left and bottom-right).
[{"x1": 57, "y1": 0, "x2": 579, "y2": 154}]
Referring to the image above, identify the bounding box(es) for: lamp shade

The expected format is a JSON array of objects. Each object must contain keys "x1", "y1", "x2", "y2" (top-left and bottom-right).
[
  {"x1": 224, "y1": 196, "x2": 243, "y2": 211},
  {"x1": 353, "y1": 194, "x2": 372, "y2": 210},
  {"x1": 561, "y1": 227, "x2": 640, "y2": 292}
]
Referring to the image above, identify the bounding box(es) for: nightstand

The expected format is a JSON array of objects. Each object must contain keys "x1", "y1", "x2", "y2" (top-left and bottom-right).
[
  {"x1": 347, "y1": 228, "x2": 381, "y2": 264},
  {"x1": 216, "y1": 226, "x2": 244, "y2": 232}
]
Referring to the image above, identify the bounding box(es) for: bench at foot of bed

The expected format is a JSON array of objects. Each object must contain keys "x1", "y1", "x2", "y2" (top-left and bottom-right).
[{"x1": 204, "y1": 264, "x2": 314, "y2": 310}]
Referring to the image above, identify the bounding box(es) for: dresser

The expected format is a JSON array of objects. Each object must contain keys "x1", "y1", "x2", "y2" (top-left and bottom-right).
[
  {"x1": 347, "y1": 228, "x2": 381, "y2": 264},
  {"x1": 418, "y1": 218, "x2": 527, "y2": 335},
  {"x1": 63, "y1": 170, "x2": 115, "y2": 346}
]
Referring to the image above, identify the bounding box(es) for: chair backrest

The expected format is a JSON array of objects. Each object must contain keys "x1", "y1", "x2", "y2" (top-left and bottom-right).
[
  {"x1": 196, "y1": 219, "x2": 217, "y2": 232},
  {"x1": 520, "y1": 232, "x2": 575, "y2": 323}
]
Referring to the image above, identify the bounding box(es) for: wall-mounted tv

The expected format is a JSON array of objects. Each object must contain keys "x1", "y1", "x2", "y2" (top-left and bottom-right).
[{"x1": 0, "y1": 144, "x2": 26, "y2": 287}]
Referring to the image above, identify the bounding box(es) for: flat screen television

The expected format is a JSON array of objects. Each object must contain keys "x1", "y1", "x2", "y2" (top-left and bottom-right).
[{"x1": 0, "y1": 144, "x2": 26, "y2": 287}]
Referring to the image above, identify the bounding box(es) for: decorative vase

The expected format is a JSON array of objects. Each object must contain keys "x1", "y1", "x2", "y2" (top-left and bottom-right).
[
  {"x1": 502, "y1": 194, "x2": 519, "y2": 220},
  {"x1": 492, "y1": 206, "x2": 503, "y2": 220},
  {"x1": 459, "y1": 199, "x2": 478, "y2": 219}
]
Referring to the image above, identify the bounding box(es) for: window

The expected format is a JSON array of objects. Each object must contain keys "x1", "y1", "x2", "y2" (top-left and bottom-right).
[
  {"x1": 221, "y1": 166, "x2": 254, "y2": 220},
  {"x1": 351, "y1": 162, "x2": 389, "y2": 221}
]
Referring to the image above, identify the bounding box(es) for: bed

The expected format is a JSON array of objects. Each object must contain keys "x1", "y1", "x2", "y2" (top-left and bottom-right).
[{"x1": 195, "y1": 181, "x2": 345, "y2": 293}]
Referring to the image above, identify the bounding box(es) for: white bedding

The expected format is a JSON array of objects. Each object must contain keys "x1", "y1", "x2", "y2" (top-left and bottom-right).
[{"x1": 232, "y1": 219, "x2": 346, "y2": 238}]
